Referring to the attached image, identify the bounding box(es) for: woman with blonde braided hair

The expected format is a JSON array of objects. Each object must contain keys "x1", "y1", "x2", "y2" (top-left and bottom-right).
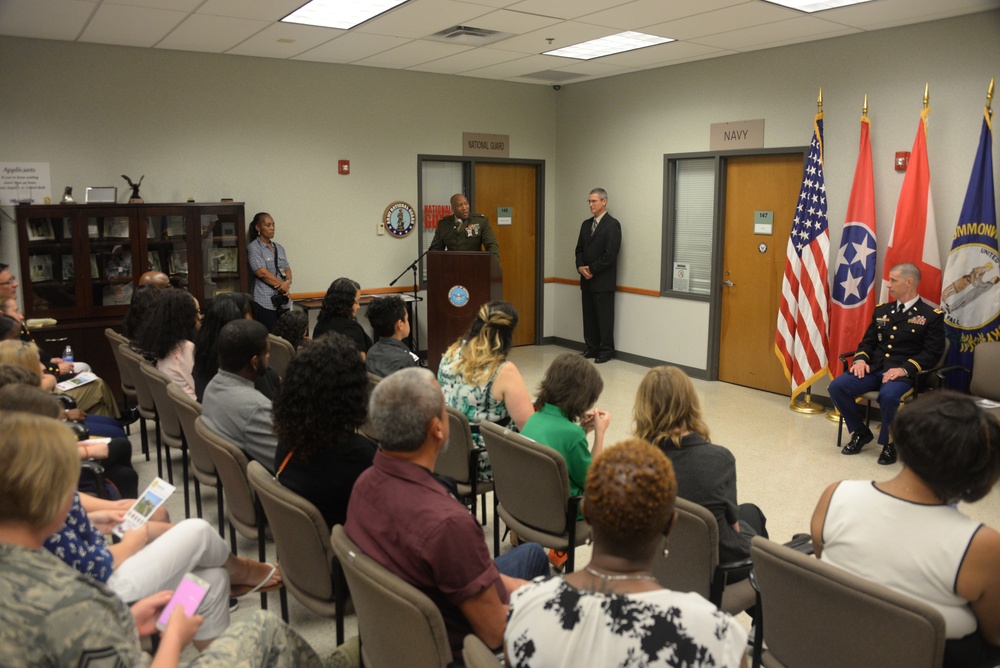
[{"x1": 437, "y1": 300, "x2": 534, "y2": 481}]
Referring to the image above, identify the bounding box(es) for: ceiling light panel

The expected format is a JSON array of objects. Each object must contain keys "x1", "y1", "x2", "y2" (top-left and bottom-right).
[
  {"x1": 762, "y1": 0, "x2": 876, "y2": 13},
  {"x1": 544, "y1": 31, "x2": 674, "y2": 60},
  {"x1": 282, "y1": 0, "x2": 409, "y2": 30}
]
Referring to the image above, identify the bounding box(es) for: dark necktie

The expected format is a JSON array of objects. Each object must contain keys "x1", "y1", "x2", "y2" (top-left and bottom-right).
[{"x1": 591, "y1": 218, "x2": 598, "y2": 235}]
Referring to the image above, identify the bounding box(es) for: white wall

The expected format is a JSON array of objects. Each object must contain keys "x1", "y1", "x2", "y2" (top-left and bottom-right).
[{"x1": 549, "y1": 10, "x2": 1000, "y2": 372}]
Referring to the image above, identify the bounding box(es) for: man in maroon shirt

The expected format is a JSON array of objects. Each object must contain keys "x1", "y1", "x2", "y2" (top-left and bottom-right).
[{"x1": 345, "y1": 368, "x2": 548, "y2": 655}]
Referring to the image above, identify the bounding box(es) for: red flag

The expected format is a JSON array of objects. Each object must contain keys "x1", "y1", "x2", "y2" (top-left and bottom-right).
[
  {"x1": 881, "y1": 108, "x2": 941, "y2": 304},
  {"x1": 775, "y1": 112, "x2": 830, "y2": 397},
  {"x1": 828, "y1": 117, "x2": 877, "y2": 377}
]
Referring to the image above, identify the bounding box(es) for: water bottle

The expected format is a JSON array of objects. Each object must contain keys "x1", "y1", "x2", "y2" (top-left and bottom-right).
[{"x1": 63, "y1": 345, "x2": 74, "y2": 363}]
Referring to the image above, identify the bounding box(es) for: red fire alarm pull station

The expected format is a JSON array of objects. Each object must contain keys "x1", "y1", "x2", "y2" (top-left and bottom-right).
[
  {"x1": 338, "y1": 160, "x2": 350, "y2": 175},
  {"x1": 895, "y1": 152, "x2": 910, "y2": 171}
]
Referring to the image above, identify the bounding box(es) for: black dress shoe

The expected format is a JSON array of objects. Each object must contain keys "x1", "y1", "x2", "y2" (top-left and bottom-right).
[
  {"x1": 580, "y1": 350, "x2": 599, "y2": 359},
  {"x1": 119, "y1": 406, "x2": 140, "y2": 426},
  {"x1": 877, "y1": 443, "x2": 898, "y2": 465},
  {"x1": 595, "y1": 354, "x2": 613, "y2": 364},
  {"x1": 841, "y1": 428, "x2": 874, "y2": 455}
]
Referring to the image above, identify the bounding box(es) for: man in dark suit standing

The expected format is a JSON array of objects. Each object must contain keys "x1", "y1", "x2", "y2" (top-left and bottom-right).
[
  {"x1": 829, "y1": 262, "x2": 944, "y2": 466},
  {"x1": 429, "y1": 193, "x2": 501, "y2": 262},
  {"x1": 575, "y1": 188, "x2": 622, "y2": 364}
]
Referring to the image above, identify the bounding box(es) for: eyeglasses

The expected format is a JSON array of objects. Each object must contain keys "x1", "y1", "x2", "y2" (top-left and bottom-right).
[{"x1": 0, "y1": 275, "x2": 17, "y2": 286}]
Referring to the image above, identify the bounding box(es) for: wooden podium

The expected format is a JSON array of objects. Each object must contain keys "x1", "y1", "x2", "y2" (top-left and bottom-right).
[{"x1": 426, "y1": 251, "x2": 502, "y2": 373}]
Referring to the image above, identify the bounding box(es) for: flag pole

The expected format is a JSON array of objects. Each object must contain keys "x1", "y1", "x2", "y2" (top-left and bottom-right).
[
  {"x1": 791, "y1": 87, "x2": 828, "y2": 415},
  {"x1": 988, "y1": 78, "x2": 994, "y2": 117},
  {"x1": 923, "y1": 82, "x2": 929, "y2": 110}
]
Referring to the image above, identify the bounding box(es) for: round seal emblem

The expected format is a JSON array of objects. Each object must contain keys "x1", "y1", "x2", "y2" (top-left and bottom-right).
[
  {"x1": 383, "y1": 201, "x2": 416, "y2": 238},
  {"x1": 448, "y1": 285, "x2": 470, "y2": 307}
]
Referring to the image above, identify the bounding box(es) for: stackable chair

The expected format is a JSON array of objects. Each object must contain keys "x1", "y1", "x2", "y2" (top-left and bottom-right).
[
  {"x1": 331, "y1": 525, "x2": 453, "y2": 668},
  {"x1": 651, "y1": 497, "x2": 756, "y2": 615},
  {"x1": 462, "y1": 635, "x2": 503, "y2": 668},
  {"x1": 166, "y1": 383, "x2": 223, "y2": 531},
  {"x1": 936, "y1": 340, "x2": 1000, "y2": 406},
  {"x1": 118, "y1": 344, "x2": 161, "y2": 475},
  {"x1": 139, "y1": 363, "x2": 190, "y2": 517},
  {"x1": 433, "y1": 407, "x2": 493, "y2": 525},
  {"x1": 247, "y1": 461, "x2": 346, "y2": 640},
  {"x1": 266, "y1": 333, "x2": 296, "y2": 379},
  {"x1": 749, "y1": 536, "x2": 945, "y2": 668},
  {"x1": 480, "y1": 421, "x2": 590, "y2": 572},
  {"x1": 104, "y1": 328, "x2": 138, "y2": 440}
]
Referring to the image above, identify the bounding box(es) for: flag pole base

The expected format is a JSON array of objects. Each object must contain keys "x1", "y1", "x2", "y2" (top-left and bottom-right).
[
  {"x1": 825, "y1": 407, "x2": 841, "y2": 423},
  {"x1": 790, "y1": 387, "x2": 825, "y2": 414}
]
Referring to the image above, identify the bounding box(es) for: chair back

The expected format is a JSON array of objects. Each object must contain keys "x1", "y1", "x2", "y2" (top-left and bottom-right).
[
  {"x1": 463, "y1": 634, "x2": 502, "y2": 668},
  {"x1": 435, "y1": 407, "x2": 476, "y2": 483},
  {"x1": 167, "y1": 383, "x2": 216, "y2": 487},
  {"x1": 247, "y1": 461, "x2": 340, "y2": 616},
  {"x1": 105, "y1": 329, "x2": 136, "y2": 399},
  {"x1": 359, "y1": 373, "x2": 382, "y2": 440},
  {"x1": 751, "y1": 536, "x2": 946, "y2": 668},
  {"x1": 331, "y1": 525, "x2": 453, "y2": 668},
  {"x1": 481, "y1": 421, "x2": 572, "y2": 535},
  {"x1": 652, "y1": 497, "x2": 720, "y2": 601},
  {"x1": 195, "y1": 416, "x2": 259, "y2": 539},
  {"x1": 138, "y1": 363, "x2": 184, "y2": 448},
  {"x1": 971, "y1": 341, "x2": 1000, "y2": 400},
  {"x1": 267, "y1": 334, "x2": 296, "y2": 378},
  {"x1": 119, "y1": 344, "x2": 156, "y2": 418}
]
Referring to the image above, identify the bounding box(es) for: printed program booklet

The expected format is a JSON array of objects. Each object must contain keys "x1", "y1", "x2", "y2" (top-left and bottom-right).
[{"x1": 113, "y1": 477, "x2": 175, "y2": 538}]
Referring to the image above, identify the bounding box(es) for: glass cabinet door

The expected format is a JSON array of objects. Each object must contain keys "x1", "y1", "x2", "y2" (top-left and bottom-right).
[
  {"x1": 201, "y1": 212, "x2": 242, "y2": 298},
  {"x1": 87, "y1": 213, "x2": 136, "y2": 307},
  {"x1": 23, "y1": 213, "x2": 78, "y2": 313},
  {"x1": 144, "y1": 212, "x2": 189, "y2": 290}
]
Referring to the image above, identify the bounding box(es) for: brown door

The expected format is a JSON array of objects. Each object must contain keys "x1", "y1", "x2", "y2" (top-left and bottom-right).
[
  {"x1": 473, "y1": 163, "x2": 538, "y2": 346},
  {"x1": 719, "y1": 154, "x2": 804, "y2": 394}
]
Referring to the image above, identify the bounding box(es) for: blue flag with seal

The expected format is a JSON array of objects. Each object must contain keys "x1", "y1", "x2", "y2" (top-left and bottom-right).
[{"x1": 941, "y1": 106, "x2": 997, "y2": 378}]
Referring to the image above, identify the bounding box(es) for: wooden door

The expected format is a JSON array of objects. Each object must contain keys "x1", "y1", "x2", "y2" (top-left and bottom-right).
[
  {"x1": 719, "y1": 154, "x2": 804, "y2": 394},
  {"x1": 473, "y1": 163, "x2": 538, "y2": 346}
]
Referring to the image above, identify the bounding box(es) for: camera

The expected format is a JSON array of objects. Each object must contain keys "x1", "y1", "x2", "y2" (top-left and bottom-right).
[{"x1": 271, "y1": 291, "x2": 289, "y2": 307}]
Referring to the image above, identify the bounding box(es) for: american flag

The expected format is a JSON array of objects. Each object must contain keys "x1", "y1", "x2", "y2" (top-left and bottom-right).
[{"x1": 775, "y1": 112, "x2": 831, "y2": 397}]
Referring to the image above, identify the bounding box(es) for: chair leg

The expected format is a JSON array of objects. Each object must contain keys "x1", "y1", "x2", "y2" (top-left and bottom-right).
[
  {"x1": 216, "y1": 483, "x2": 225, "y2": 538},
  {"x1": 228, "y1": 521, "x2": 237, "y2": 555},
  {"x1": 492, "y1": 494, "x2": 500, "y2": 557},
  {"x1": 139, "y1": 418, "x2": 150, "y2": 463},
  {"x1": 193, "y1": 478, "x2": 203, "y2": 518},
  {"x1": 836, "y1": 413, "x2": 845, "y2": 448},
  {"x1": 257, "y1": 504, "x2": 267, "y2": 611},
  {"x1": 155, "y1": 418, "x2": 164, "y2": 480},
  {"x1": 279, "y1": 586, "x2": 288, "y2": 622},
  {"x1": 123, "y1": 395, "x2": 132, "y2": 436},
  {"x1": 180, "y1": 440, "x2": 190, "y2": 518},
  {"x1": 334, "y1": 560, "x2": 347, "y2": 646},
  {"x1": 480, "y1": 492, "x2": 488, "y2": 525}
]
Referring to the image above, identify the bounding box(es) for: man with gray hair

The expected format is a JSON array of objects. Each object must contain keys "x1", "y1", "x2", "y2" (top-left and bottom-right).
[
  {"x1": 829, "y1": 262, "x2": 944, "y2": 466},
  {"x1": 575, "y1": 188, "x2": 622, "y2": 364},
  {"x1": 346, "y1": 368, "x2": 548, "y2": 657}
]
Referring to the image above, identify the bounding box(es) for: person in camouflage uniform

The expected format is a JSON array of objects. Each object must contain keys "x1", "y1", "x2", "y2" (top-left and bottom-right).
[{"x1": 0, "y1": 412, "x2": 331, "y2": 668}]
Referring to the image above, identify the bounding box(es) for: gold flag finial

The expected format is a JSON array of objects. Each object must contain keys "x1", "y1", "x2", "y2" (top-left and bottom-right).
[
  {"x1": 863, "y1": 93, "x2": 868, "y2": 118},
  {"x1": 923, "y1": 83, "x2": 929, "y2": 110},
  {"x1": 988, "y1": 77, "x2": 994, "y2": 116},
  {"x1": 817, "y1": 88, "x2": 823, "y2": 113}
]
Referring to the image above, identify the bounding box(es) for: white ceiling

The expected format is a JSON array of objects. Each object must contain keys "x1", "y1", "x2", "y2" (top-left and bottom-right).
[{"x1": 1, "y1": 0, "x2": 997, "y2": 86}]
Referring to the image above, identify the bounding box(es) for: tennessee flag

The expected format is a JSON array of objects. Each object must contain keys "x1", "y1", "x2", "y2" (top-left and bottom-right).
[
  {"x1": 775, "y1": 111, "x2": 830, "y2": 396},
  {"x1": 829, "y1": 116, "x2": 877, "y2": 376},
  {"x1": 881, "y1": 107, "x2": 941, "y2": 304}
]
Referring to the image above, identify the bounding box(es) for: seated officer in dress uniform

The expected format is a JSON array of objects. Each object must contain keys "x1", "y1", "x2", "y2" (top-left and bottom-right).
[
  {"x1": 829, "y1": 262, "x2": 945, "y2": 466},
  {"x1": 429, "y1": 194, "x2": 500, "y2": 262}
]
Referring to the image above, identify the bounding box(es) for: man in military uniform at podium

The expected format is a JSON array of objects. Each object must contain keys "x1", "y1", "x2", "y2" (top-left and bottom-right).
[
  {"x1": 429, "y1": 194, "x2": 500, "y2": 262},
  {"x1": 829, "y1": 262, "x2": 944, "y2": 466}
]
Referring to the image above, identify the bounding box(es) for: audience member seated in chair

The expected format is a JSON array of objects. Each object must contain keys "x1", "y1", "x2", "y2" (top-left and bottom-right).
[
  {"x1": 505, "y1": 439, "x2": 748, "y2": 667},
  {"x1": 202, "y1": 320, "x2": 279, "y2": 471},
  {"x1": 364, "y1": 295, "x2": 417, "y2": 377},
  {"x1": 828, "y1": 262, "x2": 945, "y2": 466},
  {"x1": 811, "y1": 390, "x2": 1000, "y2": 668},
  {"x1": 272, "y1": 309, "x2": 309, "y2": 352},
  {"x1": 195, "y1": 293, "x2": 280, "y2": 402},
  {"x1": 0, "y1": 412, "x2": 331, "y2": 667},
  {"x1": 437, "y1": 300, "x2": 535, "y2": 482},
  {"x1": 345, "y1": 368, "x2": 549, "y2": 657},
  {"x1": 134, "y1": 289, "x2": 202, "y2": 398},
  {"x1": 272, "y1": 332, "x2": 376, "y2": 530},
  {"x1": 313, "y1": 278, "x2": 372, "y2": 359},
  {"x1": 0, "y1": 383, "x2": 138, "y2": 498},
  {"x1": 634, "y1": 365, "x2": 767, "y2": 582}
]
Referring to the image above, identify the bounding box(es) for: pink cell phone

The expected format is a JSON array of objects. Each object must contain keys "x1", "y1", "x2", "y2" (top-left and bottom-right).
[{"x1": 156, "y1": 572, "x2": 210, "y2": 632}]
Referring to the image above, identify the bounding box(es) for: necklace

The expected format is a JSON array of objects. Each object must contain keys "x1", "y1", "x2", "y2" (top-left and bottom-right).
[{"x1": 584, "y1": 566, "x2": 658, "y2": 582}]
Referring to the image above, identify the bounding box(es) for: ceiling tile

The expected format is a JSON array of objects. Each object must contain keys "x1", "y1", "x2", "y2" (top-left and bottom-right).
[
  {"x1": 106, "y1": 0, "x2": 201, "y2": 9},
  {"x1": 599, "y1": 39, "x2": 727, "y2": 67},
  {"x1": 196, "y1": 0, "x2": 307, "y2": 22},
  {"x1": 816, "y1": 0, "x2": 1000, "y2": 31},
  {"x1": 407, "y1": 45, "x2": 527, "y2": 73},
  {"x1": 0, "y1": 0, "x2": 96, "y2": 41},
  {"x1": 461, "y1": 52, "x2": 566, "y2": 78},
  {"x1": 292, "y1": 31, "x2": 408, "y2": 63},
  {"x1": 356, "y1": 38, "x2": 473, "y2": 67},
  {"x1": 464, "y1": 8, "x2": 562, "y2": 33},
  {"x1": 691, "y1": 15, "x2": 858, "y2": 51},
  {"x1": 578, "y1": 0, "x2": 748, "y2": 31},
  {"x1": 225, "y1": 22, "x2": 342, "y2": 58},
  {"x1": 505, "y1": 0, "x2": 632, "y2": 21},
  {"x1": 156, "y1": 14, "x2": 268, "y2": 53},
  {"x1": 489, "y1": 20, "x2": 612, "y2": 54},
  {"x1": 645, "y1": 2, "x2": 800, "y2": 40},
  {"x1": 80, "y1": 3, "x2": 187, "y2": 47}
]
